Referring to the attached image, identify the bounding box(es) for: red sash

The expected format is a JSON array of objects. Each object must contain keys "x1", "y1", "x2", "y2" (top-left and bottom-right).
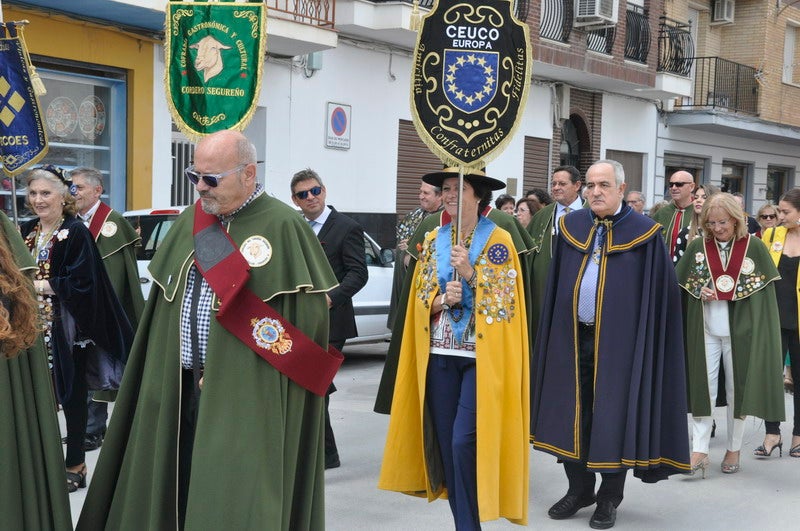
[
  {"x1": 705, "y1": 236, "x2": 748, "y2": 301},
  {"x1": 88, "y1": 201, "x2": 113, "y2": 240},
  {"x1": 192, "y1": 204, "x2": 342, "y2": 396}
]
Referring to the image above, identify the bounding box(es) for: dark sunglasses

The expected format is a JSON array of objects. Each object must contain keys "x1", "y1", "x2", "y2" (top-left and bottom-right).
[
  {"x1": 294, "y1": 186, "x2": 323, "y2": 200},
  {"x1": 668, "y1": 181, "x2": 693, "y2": 188},
  {"x1": 184, "y1": 164, "x2": 245, "y2": 187},
  {"x1": 760, "y1": 214, "x2": 777, "y2": 220}
]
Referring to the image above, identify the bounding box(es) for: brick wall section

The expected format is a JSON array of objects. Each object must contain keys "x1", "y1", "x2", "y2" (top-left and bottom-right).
[{"x1": 528, "y1": 0, "x2": 662, "y2": 88}]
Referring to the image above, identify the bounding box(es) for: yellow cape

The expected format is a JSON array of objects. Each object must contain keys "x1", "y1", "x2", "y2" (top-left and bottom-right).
[{"x1": 378, "y1": 224, "x2": 530, "y2": 525}]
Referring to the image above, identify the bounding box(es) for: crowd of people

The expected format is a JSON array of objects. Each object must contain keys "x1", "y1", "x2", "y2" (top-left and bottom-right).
[{"x1": 4, "y1": 139, "x2": 797, "y2": 531}]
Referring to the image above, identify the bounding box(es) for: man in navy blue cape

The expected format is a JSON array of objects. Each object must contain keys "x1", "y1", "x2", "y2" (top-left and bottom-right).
[{"x1": 530, "y1": 160, "x2": 690, "y2": 529}]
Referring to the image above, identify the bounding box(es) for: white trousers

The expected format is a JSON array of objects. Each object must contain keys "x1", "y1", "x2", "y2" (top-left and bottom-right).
[{"x1": 691, "y1": 332, "x2": 745, "y2": 453}]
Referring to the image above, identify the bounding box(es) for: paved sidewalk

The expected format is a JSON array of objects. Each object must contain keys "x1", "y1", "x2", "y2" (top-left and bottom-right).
[{"x1": 68, "y1": 342, "x2": 800, "y2": 529}]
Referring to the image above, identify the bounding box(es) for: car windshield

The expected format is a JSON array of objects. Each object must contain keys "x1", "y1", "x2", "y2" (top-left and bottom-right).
[{"x1": 125, "y1": 214, "x2": 181, "y2": 260}]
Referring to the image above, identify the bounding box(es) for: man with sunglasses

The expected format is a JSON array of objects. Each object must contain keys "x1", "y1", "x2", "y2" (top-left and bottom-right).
[
  {"x1": 652, "y1": 170, "x2": 696, "y2": 260},
  {"x1": 79, "y1": 130, "x2": 339, "y2": 531},
  {"x1": 291, "y1": 169, "x2": 368, "y2": 470}
]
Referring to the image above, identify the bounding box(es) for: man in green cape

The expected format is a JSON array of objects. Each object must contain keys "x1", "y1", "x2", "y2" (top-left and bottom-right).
[
  {"x1": 526, "y1": 165, "x2": 583, "y2": 346},
  {"x1": 71, "y1": 166, "x2": 145, "y2": 450},
  {"x1": 0, "y1": 211, "x2": 71, "y2": 531},
  {"x1": 652, "y1": 170, "x2": 695, "y2": 261},
  {"x1": 78, "y1": 130, "x2": 338, "y2": 531}
]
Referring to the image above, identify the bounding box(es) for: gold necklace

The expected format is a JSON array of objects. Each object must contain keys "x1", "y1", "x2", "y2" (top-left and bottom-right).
[{"x1": 33, "y1": 218, "x2": 63, "y2": 259}]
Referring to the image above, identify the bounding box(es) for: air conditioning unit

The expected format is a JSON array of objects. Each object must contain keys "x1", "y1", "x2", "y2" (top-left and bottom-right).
[
  {"x1": 712, "y1": 0, "x2": 734, "y2": 24},
  {"x1": 574, "y1": 0, "x2": 619, "y2": 28}
]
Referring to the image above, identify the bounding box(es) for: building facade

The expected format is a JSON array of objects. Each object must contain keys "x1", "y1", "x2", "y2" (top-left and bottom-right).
[{"x1": 5, "y1": 0, "x2": 798, "y2": 237}]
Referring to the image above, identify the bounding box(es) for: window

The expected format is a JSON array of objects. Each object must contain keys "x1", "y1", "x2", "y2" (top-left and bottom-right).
[
  {"x1": 767, "y1": 166, "x2": 792, "y2": 202},
  {"x1": 720, "y1": 161, "x2": 750, "y2": 196},
  {"x1": 3, "y1": 62, "x2": 127, "y2": 219},
  {"x1": 783, "y1": 24, "x2": 800, "y2": 85}
]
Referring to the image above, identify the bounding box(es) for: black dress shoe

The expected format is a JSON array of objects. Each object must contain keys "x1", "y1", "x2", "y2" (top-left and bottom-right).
[
  {"x1": 324, "y1": 453, "x2": 340, "y2": 470},
  {"x1": 547, "y1": 494, "x2": 596, "y2": 520},
  {"x1": 82, "y1": 433, "x2": 104, "y2": 451},
  {"x1": 589, "y1": 501, "x2": 617, "y2": 529}
]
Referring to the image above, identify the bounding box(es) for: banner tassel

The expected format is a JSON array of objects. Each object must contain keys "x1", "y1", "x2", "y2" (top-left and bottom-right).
[
  {"x1": 410, "y1": 0, "x2": 421, "y2": 32},
  {"x1": 29, "y1": 65, "x2": 47, "y2": 96}
]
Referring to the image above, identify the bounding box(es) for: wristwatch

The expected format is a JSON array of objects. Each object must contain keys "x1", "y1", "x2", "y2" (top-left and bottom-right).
[{"x1": 440, "y1": 293, "x2": 450, "y2": 311}]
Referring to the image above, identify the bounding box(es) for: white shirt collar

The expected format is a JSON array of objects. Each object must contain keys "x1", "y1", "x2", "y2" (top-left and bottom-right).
[
  {"x1": 81, "y1": 200, "x2": 102, "y2": 224},
  {"x1": 306, "y1": 205, "x2": 331, "y2": 227}
]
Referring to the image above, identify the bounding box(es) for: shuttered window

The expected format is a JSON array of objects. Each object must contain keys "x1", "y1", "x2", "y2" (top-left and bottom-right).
[
  {"x1": 396, "y1": 119, "x2": 443, "y2": 218},
  {"x1": 523, "y1": 136, "x2": 551, "y2": 193}
]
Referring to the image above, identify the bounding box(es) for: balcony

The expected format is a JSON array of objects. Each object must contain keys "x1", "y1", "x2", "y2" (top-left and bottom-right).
[
  {"x1": 265, "y1": 0, "x2": 338, "y2": 56},
  {"x1": 540, "y1": 0, "x2": 574, "y2": 43},
  {"x1": 676, "y1": 57, "x2": 759, "y2": 115},
  {"x1": 337, "y1": 0, "x2": 529, "y2": 50},
  {"x1": 657, "y1": 17, "x2": 693, "y2": 76},
  {"x1": 624, "y1": 4, "x2": 650, "y2": 63},
  {"x1": 587, "y1": 27, "x2": 615, "y2": 55}
]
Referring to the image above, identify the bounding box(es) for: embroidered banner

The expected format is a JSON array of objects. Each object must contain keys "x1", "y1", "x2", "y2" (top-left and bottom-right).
[
  {"x1": 165, "y1": 0, "x2": 266, "y2": 139},
  {"x1": 410, "y1": 0, "x2": 531, "y2": 170},
  {"x1": 0, "y1": 22, "x2": 48, "y2": 176}
]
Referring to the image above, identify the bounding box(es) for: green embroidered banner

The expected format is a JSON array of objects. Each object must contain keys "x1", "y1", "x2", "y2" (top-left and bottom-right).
[{"x1": 165, "y1": 0, "x2": 266, "y2": 139}]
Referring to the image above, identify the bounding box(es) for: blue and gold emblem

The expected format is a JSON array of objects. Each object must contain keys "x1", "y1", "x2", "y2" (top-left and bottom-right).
[
  {"x1": 410, "y1": 0, "x2": 531, "y2": 168},
  {"x1": 487, "y1": 243, "x2": 509, "y2": 264},
  {"x1": 251, "y1": 317, "x2": 293, "y2": 355},
  {"x1": 443, "y1": 51, "x2": 498, "y2": 113}
]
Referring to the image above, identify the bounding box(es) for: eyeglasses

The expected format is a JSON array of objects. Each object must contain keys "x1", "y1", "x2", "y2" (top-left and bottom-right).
[
  {"x1": 185, "y1": 164, "x2": 246, "y2": 187},
  {"x1": 705, "y1": 218, "x2": 733, "y2": 229},
  {"x1": 294, "y1": 186, "x2": 323, "y2": 200},
  {"x1": 668, "y1": 181, "x2": 693, "y2": 188},
  {"x1": 760, "y1": 214, "x2": 777, "y2": 220}
]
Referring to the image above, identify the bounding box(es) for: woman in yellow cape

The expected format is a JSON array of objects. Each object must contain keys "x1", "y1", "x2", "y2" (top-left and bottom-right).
[{"x1": 379, "y1": 169, "x2": 530, "y2": 528}]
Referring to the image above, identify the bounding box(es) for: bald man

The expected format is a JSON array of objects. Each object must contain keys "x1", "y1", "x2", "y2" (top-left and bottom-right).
[
  {"x1": 651, "y1": 170, "x2": 695, "y2": 261},
  {"x1": 78, "y1": 130, "x2": 338, "y2": 531}
]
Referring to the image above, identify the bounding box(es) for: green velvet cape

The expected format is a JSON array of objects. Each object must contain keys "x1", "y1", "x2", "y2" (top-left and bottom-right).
[
  {"x1": 0, "y1": 212, "x2": 71, "y2": 531},
  {"x1": 676, "y1": 235, "x2": 785, "y2": 419},
  {"x1": 77, "y1": 194, "x2": 338, "y2": 531}
]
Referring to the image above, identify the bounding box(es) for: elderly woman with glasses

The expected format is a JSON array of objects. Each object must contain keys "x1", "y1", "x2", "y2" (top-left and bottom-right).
[
  {"x1": 756, "y1": 203, "x2": 779, "y2": 236},
  {"x1": 20, "y1": 166, "x2": 133, "y2": 494},
  {"x1": 676, "y1": 193, "x2": 785, "y2": 477}
]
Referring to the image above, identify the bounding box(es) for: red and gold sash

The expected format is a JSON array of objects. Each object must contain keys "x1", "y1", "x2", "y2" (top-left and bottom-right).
[
  {"x1": 192, "y1": 204, "x2": 342, "y2": 396},
  {"x1": 88, "y1": 201, "x2": 112, "y2": 240},
  {"x1": 705, "y1": 236, "x2": 748, "y2": 301}
]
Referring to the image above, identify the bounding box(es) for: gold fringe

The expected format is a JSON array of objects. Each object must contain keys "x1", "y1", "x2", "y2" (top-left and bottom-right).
[{"x1": 410, "y1": 0, "x2": 421, "y2": 32}]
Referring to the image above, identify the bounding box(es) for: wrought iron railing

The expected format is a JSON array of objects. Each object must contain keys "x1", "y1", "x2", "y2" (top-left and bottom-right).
[
  {"x1": 679, "y1": 57, "x2": 758, "y2": 115},
  {"x1": 401, "y1": 0, "x2": 529, "y2": 22},
  {"x1": 267, "y1": 0, "x2": 335, "y2": 27},
  {"x1": 657, "y1": 16, "x2": 693, "y2": 76},
  {"x1": 587, "y1": 27, "x2": 615, "y2": 54},
  {"x1": 624, "y1": 3, "x2": 650, "y2": 63},
  {"x1": 540, "y1": 0, "x2": 573, "y2": 43}
]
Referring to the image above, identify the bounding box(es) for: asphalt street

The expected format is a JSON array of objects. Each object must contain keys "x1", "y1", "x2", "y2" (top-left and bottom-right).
[{"x1": 67, "y1": 341, "x2": 799, "y2": 529}]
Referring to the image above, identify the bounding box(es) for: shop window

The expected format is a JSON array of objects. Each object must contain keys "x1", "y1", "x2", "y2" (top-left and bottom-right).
[{"x1": 3, "y1": 64, "x2": 126, "y2": 219}]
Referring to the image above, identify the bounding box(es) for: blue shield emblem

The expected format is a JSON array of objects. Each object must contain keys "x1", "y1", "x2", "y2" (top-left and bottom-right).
[{"x1": 443, "y1": 50, "x2": 499, "y2": 114}]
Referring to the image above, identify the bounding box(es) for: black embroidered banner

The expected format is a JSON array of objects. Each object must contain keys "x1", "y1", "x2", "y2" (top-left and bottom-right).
[{"x1": 411, "y1": 0, "x2": 531, "y2": 169}]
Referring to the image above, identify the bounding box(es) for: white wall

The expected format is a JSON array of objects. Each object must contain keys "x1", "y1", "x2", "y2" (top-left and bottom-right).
[
  {"x1": 151, "y1": 46, "x2": 173, "y2": 208},
  {"x1": 601, "y1": 95, "x2": 657, "y2": 201}
]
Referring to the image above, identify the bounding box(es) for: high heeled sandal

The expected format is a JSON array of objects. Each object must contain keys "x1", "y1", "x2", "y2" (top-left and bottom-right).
[
  {"x1": 66, "y1": 465, "x2": 87, "y2": 493},
  {"x1": 753, "y1": 437, "x2": 782, "y2": 458},
  {"x1": 688, "y1": 456, "x2": 710, "y2": 478},
  {"x1": 790, "y1": 444, "x2": 800, "y2": 458}
]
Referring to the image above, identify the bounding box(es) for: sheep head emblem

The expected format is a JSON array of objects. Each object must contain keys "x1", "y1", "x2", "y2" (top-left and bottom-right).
[{"x1": 189, "y1": 35, "x2": 232, "y2": 83}]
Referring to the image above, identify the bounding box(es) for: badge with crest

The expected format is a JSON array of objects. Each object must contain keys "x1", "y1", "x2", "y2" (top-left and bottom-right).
[{"x1": 411, "y1": 0, "x2": 531, "y2": 170}]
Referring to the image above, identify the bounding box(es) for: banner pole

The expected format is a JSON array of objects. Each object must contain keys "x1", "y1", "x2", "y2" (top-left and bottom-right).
[{"x1": 453, "y1": 166, "x2": 464, "y2": 282}]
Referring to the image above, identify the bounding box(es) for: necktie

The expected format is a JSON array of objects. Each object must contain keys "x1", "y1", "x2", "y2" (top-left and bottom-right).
[
  {"x1": 670, "y1": 208, "x2": 684, "y2": 257},
  {"x1": 578, "y1": 223, "x2": 606, "y2": 324}
]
